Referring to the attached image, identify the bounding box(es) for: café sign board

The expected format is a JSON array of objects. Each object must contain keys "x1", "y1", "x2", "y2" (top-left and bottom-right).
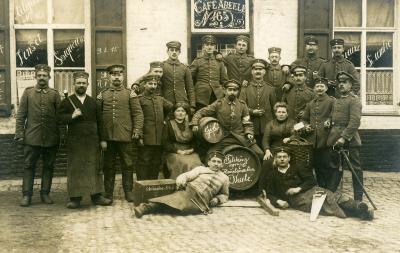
[{"x1": 191, "y1": 0, "x2": 249, "y2": 33}]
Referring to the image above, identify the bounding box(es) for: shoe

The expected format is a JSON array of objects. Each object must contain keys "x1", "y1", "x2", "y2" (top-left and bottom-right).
[
  {"x1": 40, "y1": 194, "x2": 54, "y2": 204},
  {"x1": 125, "y1": 191, "x2": 135, "y2": 203},
  {"x1": 20, "y1": 196, "x2": 31, "y2": 207},
  {"x1": 134, "y1": 203, "x2": 156, "y2": 218},
  {"x1": 256, "y1": 195, "x2": 279, "y2": 216},
  {"x1": 357, "y1": 202, "x2": 374, "y2": 221},
  {"x1": 66, "y1": 201, "x2": 80, "y2": 209},
  {"x1": 92, "y1": 195, "x2": 113, "y2": 206}
]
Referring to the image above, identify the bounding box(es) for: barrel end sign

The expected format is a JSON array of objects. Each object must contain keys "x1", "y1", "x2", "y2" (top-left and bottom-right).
[
  {"x1": 198, "y1": 117, "x2": 224, "y2": 144},
  {"x1": 191, "y1": 0, "x2": 250, "y2": 33},
  {"x1": 222, "y1": 145, "x2": 260, "y2": 190}
]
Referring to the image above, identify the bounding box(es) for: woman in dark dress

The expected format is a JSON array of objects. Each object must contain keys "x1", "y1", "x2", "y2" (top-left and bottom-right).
[
  {"x1": 162, "y1": 102, "x2": 202, "y2": 179},
  {"x1": 258, "y1": 102, "x2": 296, "y2": 193}
]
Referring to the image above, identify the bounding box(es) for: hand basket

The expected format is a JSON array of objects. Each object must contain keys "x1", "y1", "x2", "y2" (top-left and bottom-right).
[{"x1": 283, "y1": 137, "x2": 313, "y2": 168}]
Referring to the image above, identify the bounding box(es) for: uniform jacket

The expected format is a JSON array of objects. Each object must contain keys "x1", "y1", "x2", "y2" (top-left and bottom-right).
[
  {"x1": 327, "y1": 93, "x2": 362, "y2": 147},
  {"x1": 264, "y1": 64, "x2": 291, "y2": 100},
  {"x1": 291, "y1": 55, "x2": 326, "y2": 88},
  {"x1": 239, "y1": 80, "x2": 277, "y2": 135},
  {"x1": 138, "y1": 93, "x2": 173, "y2": 145},
  {"x1": 282, "y1": 84, "x2": 315, "y2": 121},
  {"x1": 191, "y1": 97, "x2": 254, "y2": 144},
  {"x1": 97, "y1": 86, "x2": 144, "y2": 142},
  {"x1": 190, "y1": 54, "x2": 228, "y2": 106},
  {"x1": 262, "y1": 118, "x2": 296, "y2": 150},
  {"x1": 162, "y1": 59, "x2": 196, "y2": 108},
  {"x1": 318, "y1": 56, "x2": 360, "y2": 95},
  {"x1": 15, "y1": 85, "x2": 61, "y2": 147},
  {"x1": 222, "y1": 52, "x2": 255, "y2": 84},
  {"x1": 302, "y1": 94, "x2": 334, "y2": 149}
]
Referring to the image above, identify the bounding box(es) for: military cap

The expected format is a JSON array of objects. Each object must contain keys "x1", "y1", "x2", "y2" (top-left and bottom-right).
[
  {"x1": 330, "y1": 38, "x2": 344, "y2": 46},
  {"x1": 313, "y1": 77, "x2": 329, "y2": 87},
  {"x1": 142, "y1": 74, "x2": 160, "y2": 83},
  {"x1": 251, "y1": 58, "x2": 268, "y2": 69},
  {"x1": 268, "y1": 47, "x2": 281, "y2": 54},
  {"x1": 223, "y1": 79, "x2": 241, "y2": 89},
  {"x1": 201, "y1": 34, "x2": 216, "y2": 44},
  {"x1": 336, "y1": 71, "x2": 356, "y2": 84},
  {"x1": 166, "y1": 41, "x2": 181, "y2": 50},
  {"x1": 35, "y1": 64, "x2": 51, "y2": 73},
  {"x1": 272, "y1": 146, "x2": 292, "y2": 156},
  {"x1": 206, "y1": 150, "x2": 225, "y2": 161},
  {"x1": 291, "y1": 64, "x2": 307, "y2": 74},
  {"x1": 236, "y1": 35, "x2": 250, "y2": 44},
  {"x1": 72, "y1": 71, "x2": 89, "y2": 80},
  {"x1": 107, "y1": 64, "x2": 125, "y2": 73},
  {"x1": 305, "y1": 36, "x2": 318, "y2": 45},
  {"x1": 150, "y1": 61, "x2": 163, "y2": 68}
]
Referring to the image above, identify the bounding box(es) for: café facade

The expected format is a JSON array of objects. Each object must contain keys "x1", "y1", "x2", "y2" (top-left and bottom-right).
[{"x1": 0, "y1": 0, "x2": 398, "y2": 176}]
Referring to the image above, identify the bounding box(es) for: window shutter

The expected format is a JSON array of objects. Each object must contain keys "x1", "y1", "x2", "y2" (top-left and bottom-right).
[{"x1": 0, "y1": 0, "x2": 10, "y2": 116}]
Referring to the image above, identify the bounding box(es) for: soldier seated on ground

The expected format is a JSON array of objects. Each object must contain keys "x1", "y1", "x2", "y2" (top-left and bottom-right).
[
  {"x1": 134, "y1": 151, "x2": 229, "y2": 218},
  {"x1": 263, "y1": 147, "x2": 374, "y2": 221}
]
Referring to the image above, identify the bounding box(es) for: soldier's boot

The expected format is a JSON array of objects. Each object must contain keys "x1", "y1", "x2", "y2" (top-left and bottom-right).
[
  {"x1": 352, "y1": 169, "x2": 364, "y2": 201},
  {"x1": 40, "y1": 166, "x2": 54, "y2": 204},
  {"x1": 20, "y1": 196, "x2": 32, "y2": 207},
  {"x1": 256, "y1": 195, "x2": 279, "y2": 216},
  {"x1": 134, "y1": 203, "x2": 159, "y2": 218},
  {"x1": 91, "y1": 194, "x2": 112, "y2": 206},
  {"x1": 339, "y1": 199, "x2": 374, "y2": 221},
  {"x1": 66, "y1": 197, "x2": 81, "y2": 209},
  {"x1": 122, "y1": 171, "x2": 135, "y2": 202},
  {"x1": 103, "y1": 168, "x2": 116, "y2": 201}
]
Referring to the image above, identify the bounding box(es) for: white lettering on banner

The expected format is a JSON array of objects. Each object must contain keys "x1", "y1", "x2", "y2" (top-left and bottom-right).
[
  {"x1": 16, "y1": 33, "x2": 43, "y2": 67},
  {"x1": 367, "y1": 41, "x2": 392, "y2": 67},
  {"x1": 96, "y1": 46, "x2": 119, "y2": 55},
  {"x1": 344, "y1": 45, "x2": 361, "y2": 59},
  {"x1": 54, "y1": 36, "x2": 85, "y2": 66},
  {"x1": 15, "y1": 0, "x2": 43, "y2": 23}
]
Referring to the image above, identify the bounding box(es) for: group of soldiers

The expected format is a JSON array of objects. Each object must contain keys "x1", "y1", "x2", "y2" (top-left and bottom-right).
[{"x1": 14, "y1": 34, "x2": 373, "y2": 220}]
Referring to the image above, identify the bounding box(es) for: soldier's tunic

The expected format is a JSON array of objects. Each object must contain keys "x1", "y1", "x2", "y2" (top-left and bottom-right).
[
  {"x1": 291, "y1": 55, "x2": 326, "y2": 88},
  {"x1": 58, "y1": 94, "x2": 104, "y2": 198},
  {"x1": 302, "y1": 94, "x2": 335, "y2": 189},
  {"x1": 282, "y1": 84, "x2": 315, "y2": 121},
  {"x1": 137, "y1": 93, "x2": 173, "y2": 180},
  {"x1": 222, "y1": 52, "x2": 254, "y2": 84},
  {"x1": 190, "y1": 54, "x2": 228, "y2": 108},
  {"x1": 239, "y1": 80, "x2": 276, "y2": 146},
  {"x1": 326, "y1": 92, "x2": 363, "y2": 201},
  {"x1": 264, "y1": 64, "x2": 290, "y2": 101},
  {"x1": 161, "y1": 59, "x2": 196, "y2": 109},
  {"x1": 191, "y1": 97, "x2": 263, "y2": 158},
  {"x1": 15, "y1": 85, "x2": 61, "y2": 196},
  {"x1": 97, "y1": 85, "x2": 144, "y2": 198},
  {"x1": 318, "y1": 56, "x2": 360, "y2": 96}
]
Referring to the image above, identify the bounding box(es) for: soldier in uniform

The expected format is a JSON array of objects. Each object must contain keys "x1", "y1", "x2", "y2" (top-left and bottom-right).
[
  {"x1": 15, "y1": 64, "x2": 61, "y2": 207},
  {"x1": 222, "y1": 35, "x2": 255, "y2": 86},
  {"x1": 137, "y1": 74, "x2": 173, "y2": 180},
  {"x1": 239, "y1": 59, "x2": 276, "y2": 147},
  {"x1": 318, "y1": 38, "x2": 360, "y2": 97},
  {"x1": 97, "y1": 64, "x2": 144, "y2": 202},
  {"x1": 302, "y1": 77, "x2": 335, "y2": 189},
  {"x1": 191, "y1": 79, "x2": 263, "y2": 159},
  {"x1": 162, "y1": 41, "x2": 196, "y2": 114},
  {"x1": 131, "y1": 61, "x2": 164, "y2": 95},
  {"x1": 264, "y1": 47, "x2": 292, "y2": 101},
  {"x1": 58, "y1": 71, "x2": 112, "y2": 208},
  {"x1": 282, "y1": 65, "x2": 315, "y2": 121},
  {"x1": 291, "y1": 36, "x2": 326, "y2": 88},
  {"x1": 327, "y1": 71, "x2": 363, "y2": 201},
  {"x1": 190, "y1": 35, "x2": 228, "y2": 110}
]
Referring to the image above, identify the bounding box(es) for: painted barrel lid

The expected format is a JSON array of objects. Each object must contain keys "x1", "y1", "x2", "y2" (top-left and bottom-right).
[{"x1": 197, "y1": 117, "x2": 224, "y2": 144}]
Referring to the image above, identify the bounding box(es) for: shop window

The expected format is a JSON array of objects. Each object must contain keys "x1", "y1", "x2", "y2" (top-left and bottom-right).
[{"x1": 334, "y1": 0, "x2": 397, "y2": 111}]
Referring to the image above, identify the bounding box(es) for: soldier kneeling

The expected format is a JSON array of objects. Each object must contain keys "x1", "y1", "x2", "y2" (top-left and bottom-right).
[{"x1": 134, "y1": 151, "x2": 229, "y2": 218}]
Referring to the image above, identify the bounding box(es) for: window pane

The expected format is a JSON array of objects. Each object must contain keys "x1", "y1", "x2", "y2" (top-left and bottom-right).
[
  {"x1": 335, "y1": 32, "x2": 361, "y2": 67},
  {"x1": 367, "y1": 0, "x2": 394, "y2": 27},
  {"x1": 54, "y1": 70, "x2": 84, "y2": 95},
  {"x1": 366, "y1": 70, "x2": 393, "y2": 105},
  {"x1": 96, "y1": 70, "x2": 110, "y2": 95},
  {"x1": 54, "y1": 30, "x2": 85, "y2": 67},
  {"x1": 95, "y1": 0, "x2": 122, "y2": 27},
  {"x1": 16, "y1": 70, "x2": 37, "y2": 98},
  {"x1": 53, "y1": 0, "x2": 84, "y2": 24},
  {"x1": 95, "y1": 32, "x2": 123, "y2": 65},
  {"x1": 366, "y1": 33, "x2": 392, "y2": 68},
  {"x1": 335, "y1": 0, "x2": 362, "y2": 27},
  {"x1": 0, "y1": 31, "x2": 5, "y2": 65},
  {"x1": 14, "y1": 0, "x2": 47, "y2": 24},
  {"x1": 16, "y1": 30, "x2": 47, "y2": 68}
]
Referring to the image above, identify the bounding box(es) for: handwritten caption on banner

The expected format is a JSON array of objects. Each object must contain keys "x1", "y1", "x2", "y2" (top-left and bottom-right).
[
  {"x1": 54, "y1": 35, "x2": 85, "y2": 67},
  {"x1": 192, "y1": 0, "x2": 249, "y2": 32},
  {"x1": 344, "y1": 41, "x2": 392, "y2": 68},
  {"x1": 222, "y1": 151, "x2": 258, "y2": 190}
]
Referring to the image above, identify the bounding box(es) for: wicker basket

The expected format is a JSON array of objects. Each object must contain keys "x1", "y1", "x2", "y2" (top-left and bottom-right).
[{"x1": 283, "y1": 137, "x2": 313, "y2": 168}]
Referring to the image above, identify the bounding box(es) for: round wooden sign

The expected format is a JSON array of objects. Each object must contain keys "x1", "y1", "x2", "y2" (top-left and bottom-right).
[{"x1": 198, "y1": 117, "x2": 224, "y2": 144}]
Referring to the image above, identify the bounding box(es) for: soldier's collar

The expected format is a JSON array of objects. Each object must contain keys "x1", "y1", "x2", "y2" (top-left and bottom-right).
[
  {"x1": 109, "y1": 85, "x2": 123, "y2": 91},
  {"x1": 333, "y1": 55, "x2": 345, "y2": 63},
  {"x1": 203, "y1": 54, "x2": 215, "y2": 60},
  {"x1": 295, "y1": 84, "x2": 306, "y2": 91},
  {"x1": 166, "y1": 58, "x2": 180, "y2": 65},
  {"x1": 35, "y1": 85, "x2": 49, "y2": 93},
  {"x1": 225, "y1": 97, "x2": 237, "y2": 105},
  {"x1": 251, "y1": 80, "x2": 264, "y2": 87},
  {"x1": 306, "y1": 53, "x2": 317, "y2": 60},
  {"x1": 316, "y1": 93, "x2": 328, "y2": 101},
  {"x1": 269, "y1": 64, "x2": 281, "y2": 70}
]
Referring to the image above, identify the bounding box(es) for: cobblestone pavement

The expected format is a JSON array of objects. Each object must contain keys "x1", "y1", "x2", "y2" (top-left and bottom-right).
[{"x1": 1, "y1": 171, "x2": 400, "y2": 253}]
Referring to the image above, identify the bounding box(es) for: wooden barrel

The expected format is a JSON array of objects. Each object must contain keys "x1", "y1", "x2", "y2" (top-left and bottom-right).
[
  {"x1": 222, "y1": 145, "x2": 261, "y2": 191},
  {"x1": 197, "y1": 117, "x2": 224, "y2": 144}
]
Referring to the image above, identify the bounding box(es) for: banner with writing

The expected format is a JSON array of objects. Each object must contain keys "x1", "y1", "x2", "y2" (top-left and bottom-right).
[{"x1": 191, "y1": 0, "x2": 249, "y2": 33}]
